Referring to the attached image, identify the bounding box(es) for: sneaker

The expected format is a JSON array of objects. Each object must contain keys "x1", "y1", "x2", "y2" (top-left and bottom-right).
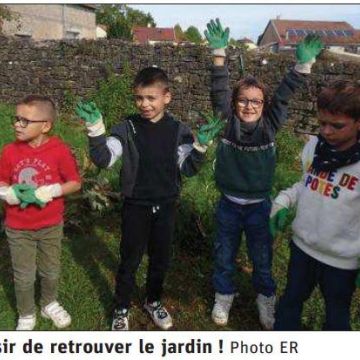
[
  {"x1": 144, "y1": 300, "x2": 173, "y2": 330},
  {"x1": 41, "y1": 301, "x2": 71, "y2": 329},
  {"x1": 256, "y1": 294, "x2": 276, "y2": 330},
  {"x1": 211, "y1": 292, "x2": 235, "y2": 326},
  {"x1": 111, "y1": 308, "x2": 129, "y2": 331},
  {"x1": 16, "y1": 314, "x2": 36, "y2": 330}
]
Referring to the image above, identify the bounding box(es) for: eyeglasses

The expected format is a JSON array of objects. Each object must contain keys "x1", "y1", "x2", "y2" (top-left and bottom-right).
[
  {"x1": 237, "y1": 98, "x2": 264, "y2": 109},
  {"x1": 13, "y1": 116, "x2": 49, "y2": 128}
]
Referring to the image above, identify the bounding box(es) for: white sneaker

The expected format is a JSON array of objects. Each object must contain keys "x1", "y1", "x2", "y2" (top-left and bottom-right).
[
  {"x1": 211, "y1": 293, "x2": 235, "y2": 326},
  {"x1": 16, "y1": 314, "x2": 36, "y2": 330},
  {"x1": 111, "y1": 308, "x2": 129, "y2": 331},
  {"x1": 144, "y1": 300, "x2": 173, "y2": 330},
  {"x1": 256, "y1": 294, "x2": 276, "y2": 330},
  {"x1": 41, "y1": 301, "x2": 71, "y2": 329}
]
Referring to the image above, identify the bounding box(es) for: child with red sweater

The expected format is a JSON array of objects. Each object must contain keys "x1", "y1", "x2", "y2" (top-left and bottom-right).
[{"x1": 0, "y1": 95, "x2": 81, "y2": 330}]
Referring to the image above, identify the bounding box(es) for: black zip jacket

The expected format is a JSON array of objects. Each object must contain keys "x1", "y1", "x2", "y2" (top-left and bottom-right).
[{"x1": 88, "y1": 112, "x2": 205, "y2": 203}]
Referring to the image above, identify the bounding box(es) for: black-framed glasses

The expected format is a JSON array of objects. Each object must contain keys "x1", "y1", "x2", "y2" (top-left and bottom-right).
[
  {"x1": 237, "y1": 98, "x2": 264, "y2": 108},
  {"x1": 13, "y1": 116, "x2": 49, "y2": 128}
]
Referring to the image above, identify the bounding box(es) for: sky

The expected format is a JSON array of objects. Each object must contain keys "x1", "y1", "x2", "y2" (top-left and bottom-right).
[{"x1": 129, "y1": 3, "x2": 360, "y2": 42}]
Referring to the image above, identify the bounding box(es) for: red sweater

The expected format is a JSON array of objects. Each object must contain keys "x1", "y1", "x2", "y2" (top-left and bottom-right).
[{"x1": 0, "y1": 136, "x2": 81, "y2": 230}]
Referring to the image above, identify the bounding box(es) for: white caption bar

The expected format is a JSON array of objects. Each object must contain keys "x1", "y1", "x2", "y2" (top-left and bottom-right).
[{"x1": 0, "y1": 331, "x2": 358, "y2": 360}]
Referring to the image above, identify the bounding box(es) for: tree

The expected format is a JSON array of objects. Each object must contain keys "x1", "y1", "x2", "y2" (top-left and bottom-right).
[
  {"x1": 174, "y1": 23, "x2": 186, "y2": 42},
  {"x1": 96, "y1": 4, "x2": 155, "y2": 40},
  {"x1": 229, "y1": 38, "x2": 238, "y2": 47},
  {"x1": 108, "y1": 16, "x2": 132, "y2": 40},
  {"x1": 184, "y1": 26, "x2": 202, "y2": 44},
  {"x1": 126, "y1": 7, "x2": 155, "y2": 28}
]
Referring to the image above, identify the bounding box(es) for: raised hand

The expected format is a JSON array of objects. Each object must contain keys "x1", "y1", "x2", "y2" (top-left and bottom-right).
[
  {"x1": 295, "y1": 34, "x2": 323, "y2": 74},
  {"x1": 197, "y1": 113, "x2": 225, "y2": 146},
  {"x1": 204, "y1": 18, "x2": 230, "y2": 50},
  {"x1": 296, "y1": 34, "x2": 323, "y2": 64},
  {"x1": 75, "y1": 100, "x2": 102, "y2": 125}
]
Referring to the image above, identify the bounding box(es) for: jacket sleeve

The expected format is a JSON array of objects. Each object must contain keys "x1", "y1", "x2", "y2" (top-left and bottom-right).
[
  {"x1": 88, "y1": 124, "x2": 124, "y2": 169},
  {"x1": 210, "y1": 65, "x2": 233, "y2": 120},
  {"x1": 266, "y1": 68, "x2": 307, "y2": 132},
  {"x1": 177, "y1": 124, "x2": 206, "y2": 177},
  {"x1": 274, "y1": 181, "x2": 303, "y2": 209}
]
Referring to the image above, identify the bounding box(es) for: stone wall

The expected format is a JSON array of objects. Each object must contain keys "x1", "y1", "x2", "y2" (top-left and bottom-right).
[{"x1": 1, "y1": 36, "x2": 359, "y2": 133}]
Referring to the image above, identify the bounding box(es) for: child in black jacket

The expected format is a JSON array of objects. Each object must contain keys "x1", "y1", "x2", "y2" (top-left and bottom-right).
[{"x1": 76, "y1": 66, "x2": 222, "y2": 330}]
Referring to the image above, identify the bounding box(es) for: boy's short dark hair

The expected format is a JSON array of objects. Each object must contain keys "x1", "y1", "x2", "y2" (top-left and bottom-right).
[
  {"x1": 133, "y1": 66, "x2": 170, "y2": 91},
  {"x1": 317, "y1": 80, "x2": 360, "y2": 121},
  {"x1": 17, "y1": 94, "x2": 57, "y2": 122},
  {"x1": 232, "y1": 76, "x2": 268, "y2": 107}
]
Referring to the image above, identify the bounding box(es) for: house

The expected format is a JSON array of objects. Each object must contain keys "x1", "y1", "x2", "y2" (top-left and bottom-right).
[
  {"x1": 132, "y1": 26, "x2": 177, "y2": 45},
  {"x1": 258, "y1": 19, "x2": 360, "y2": 54},
  {"x1": 1, "y1": 4, "x2": 97, "y2": 40},
  {"x1": 96, "y1": 24, "x2": 107, "y2": 39},
  {"x1": 236, "y1": 37, "x2": 257, "y2": 50}
]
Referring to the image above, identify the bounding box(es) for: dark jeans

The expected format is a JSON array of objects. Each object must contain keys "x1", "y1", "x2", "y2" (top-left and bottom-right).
[
  {"x1": 213, "y1": 196, "x2": 276, "y2": 296},
  {"x1": 274, "y1": 241, "x2": 357, "y2": 330},
  {"x1": 114, "y1": 201, "x2": 176, "y2": 309}
]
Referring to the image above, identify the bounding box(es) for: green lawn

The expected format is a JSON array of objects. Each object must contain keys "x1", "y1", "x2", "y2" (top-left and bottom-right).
[{"x1": 1, "y1": 102, "x2": 359, "y2": 330}]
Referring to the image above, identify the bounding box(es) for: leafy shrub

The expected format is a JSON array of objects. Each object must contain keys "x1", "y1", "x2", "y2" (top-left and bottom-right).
[
  {"x1": 176, "y1": 145, "x2": 219, "y2": 255},
  {"x1": 0, "y1": 103, "x2": 15, "y2": 148},
  {"x1": 62, "y1": 88, "x2": 80, "y2": 115},
  {"x1": 91, "y1": 63, "x2": 137, "y2": 129}
]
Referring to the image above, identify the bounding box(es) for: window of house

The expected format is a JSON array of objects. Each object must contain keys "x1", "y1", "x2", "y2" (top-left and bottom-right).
[
  {"x1": 325, "y1": 30, "x2": 336, "y2": 37},
  {"x1": 295, "y1": 29, "x2": 306, "y2": 36},
  {"x1": 287, "y1": 29, "x2": 297, "y2": 37}
]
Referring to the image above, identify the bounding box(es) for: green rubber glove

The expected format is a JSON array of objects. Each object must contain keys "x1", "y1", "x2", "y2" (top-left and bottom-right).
[
  {"x1": 75, "y1": 100, "x2": 102, "y2": 124},
  {"x1": 197, "y1": 113, "x2": 225, "y2": 146},
  {"x1": 204, "y1": 18, "x2": 230, "y2": 49},
  {"x1": 269, "y1": 207, "x2": 289, "y2": 238},
  {"x1": 16, "y1": 186, "x2": 45, "y2": 209},
  {"x1": 11, "y1": 184, "x2": 34, "y2": 202},
  {"x1": 295, "y1": 34, "x2": 323, "y2": 64}
]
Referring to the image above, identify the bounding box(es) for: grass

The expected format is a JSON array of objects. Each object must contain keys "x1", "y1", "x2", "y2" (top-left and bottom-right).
[{"x1": 1, "y1": 102, "x2": 360, "y2": 331}]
